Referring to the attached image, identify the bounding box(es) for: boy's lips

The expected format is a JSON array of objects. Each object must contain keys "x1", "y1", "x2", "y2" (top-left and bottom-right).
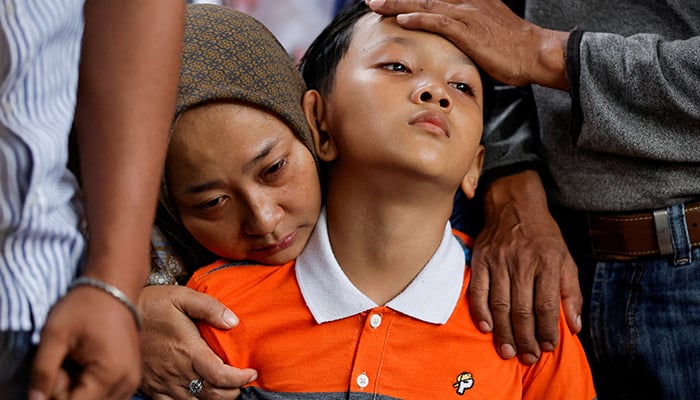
[{"x1": 409, "y1": 111, "x2": 449, "y2": 137}]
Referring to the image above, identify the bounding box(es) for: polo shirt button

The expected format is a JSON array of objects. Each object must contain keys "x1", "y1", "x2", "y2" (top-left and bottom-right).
[
  {"x1": 369, "y1": 313, "x2": 382, "y2": 328},
  {"x1": 356, "y1": 372, "x2": 369, "y2": 388}
]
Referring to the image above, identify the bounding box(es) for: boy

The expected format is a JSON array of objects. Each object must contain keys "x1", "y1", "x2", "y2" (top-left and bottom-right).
[{"x1": 187, "y1": 1, "x2": 596, "y2": 398}]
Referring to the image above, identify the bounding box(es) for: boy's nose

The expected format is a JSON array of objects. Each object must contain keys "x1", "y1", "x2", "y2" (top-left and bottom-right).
[
  {"x1": 412, "y1": 82, "x2": 452, "y2": 110},
  {"x1": 420, "y1": 91, "x2": 450, "y2": 108}
]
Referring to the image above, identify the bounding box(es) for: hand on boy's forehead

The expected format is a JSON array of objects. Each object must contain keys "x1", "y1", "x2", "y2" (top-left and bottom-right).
[{"x1": 353, "y1": 13, "x2": 480, "y2": 76}]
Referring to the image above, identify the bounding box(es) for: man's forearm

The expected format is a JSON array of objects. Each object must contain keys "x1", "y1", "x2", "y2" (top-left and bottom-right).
[{"x1": 75, "y1": 0, "x2": 184, "y2": 300}]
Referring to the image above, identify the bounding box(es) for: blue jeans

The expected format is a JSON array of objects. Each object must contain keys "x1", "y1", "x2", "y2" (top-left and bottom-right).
[
  {"x1": 0, "y1": 331, "x2": 35, "y2": 400},
  {"x1": 572, "y1": 203, "x2": 700, "y2": 400}
]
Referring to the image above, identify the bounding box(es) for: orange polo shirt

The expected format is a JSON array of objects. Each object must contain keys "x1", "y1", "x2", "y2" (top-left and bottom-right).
[{"x1": 187, "y1": 210, "x2": 596, "y2": 399}]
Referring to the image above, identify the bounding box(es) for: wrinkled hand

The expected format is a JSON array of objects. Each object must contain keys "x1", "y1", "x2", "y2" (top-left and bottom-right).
[
  {"x1": 470, "y1": 171, "x2": 582, "y2": 365},
  {"x1": 29, "y1": 286, "x2": 141, "y2": 400},
  {"x1": 138, "y1": 285, "x2": 257, "y2": 400},
  {"x1": 366, "y1": 0, "x2": 570, "y2": 89}
]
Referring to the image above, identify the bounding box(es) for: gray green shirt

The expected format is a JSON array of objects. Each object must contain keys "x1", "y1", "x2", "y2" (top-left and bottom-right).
[{"x1": 482, "y1": 0, "x2": 700, "y2": 212}]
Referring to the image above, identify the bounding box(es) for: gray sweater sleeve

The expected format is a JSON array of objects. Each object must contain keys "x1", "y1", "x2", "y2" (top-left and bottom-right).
[{"x1": 570, "y1": 30, "x2": 700, "y2": 162}]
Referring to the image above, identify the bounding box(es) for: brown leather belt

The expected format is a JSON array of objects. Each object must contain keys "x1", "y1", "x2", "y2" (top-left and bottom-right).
[{"x1": 555, "y1": 200, "x2": 700, "y2": 260}]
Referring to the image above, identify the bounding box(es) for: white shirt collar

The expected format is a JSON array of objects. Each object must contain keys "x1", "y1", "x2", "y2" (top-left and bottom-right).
[{"x1": 296, "y1": 207, "x2": 465, "y2": 325}]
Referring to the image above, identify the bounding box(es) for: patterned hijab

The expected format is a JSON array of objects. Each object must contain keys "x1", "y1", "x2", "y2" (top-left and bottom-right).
[{"x1": 153, "y1": 4, "x2": 315, "y2": 282}]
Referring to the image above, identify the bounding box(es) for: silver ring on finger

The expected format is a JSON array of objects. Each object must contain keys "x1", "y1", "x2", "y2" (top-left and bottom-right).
[{"x1": 188, "y1": 378, "x2": 204, "y2": 397}]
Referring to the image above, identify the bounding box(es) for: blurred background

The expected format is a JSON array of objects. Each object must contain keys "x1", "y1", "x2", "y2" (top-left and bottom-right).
[{"x1": 189, "y1": 0, "x2": 353, "y2": 62}]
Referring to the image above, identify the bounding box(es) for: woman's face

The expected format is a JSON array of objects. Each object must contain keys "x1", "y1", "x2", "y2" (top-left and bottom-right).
[{"x1": 166, "y1": 102, "x2": 321, "y2": 265}]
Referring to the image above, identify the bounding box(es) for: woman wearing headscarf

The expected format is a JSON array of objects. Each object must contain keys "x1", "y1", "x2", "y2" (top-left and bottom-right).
[{"x1": 135, "y1": 5, "x2": 321, "y2": 399}]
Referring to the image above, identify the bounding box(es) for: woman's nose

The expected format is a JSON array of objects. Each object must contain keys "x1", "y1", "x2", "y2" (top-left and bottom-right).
[{"x1": 242, "y1": 196, "x2": 282, "y2": 236}]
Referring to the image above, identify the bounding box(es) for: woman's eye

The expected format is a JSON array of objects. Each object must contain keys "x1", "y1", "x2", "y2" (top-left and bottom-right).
[
  {"x1": 264, "y1": 159, "x2": 287, "y2": 178},
  {"x1": 382, "y1": 62, "x2": 409, "y2": 73},
  {"x1": 450, "y1": 82, "x2": 474, "y2": 95},
  {"x1": 196, "y1": 197, "x2": 224, "y2": 210}
]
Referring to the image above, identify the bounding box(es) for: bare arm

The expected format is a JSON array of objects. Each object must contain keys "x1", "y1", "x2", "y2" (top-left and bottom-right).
[{"x1": 29, "y1": 1, "x2": 184, "y2": 398}]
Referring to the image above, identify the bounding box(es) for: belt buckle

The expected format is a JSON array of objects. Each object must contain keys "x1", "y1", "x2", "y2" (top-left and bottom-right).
[{"x1": 653, "y1": 208, "x2": 673, "y2": 255}]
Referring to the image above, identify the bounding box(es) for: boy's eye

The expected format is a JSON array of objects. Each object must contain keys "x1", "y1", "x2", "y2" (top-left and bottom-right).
[
  {"x1": 450, "y1": 82, "x2": 474, "y2": 95},
  {"x1": 381, "y1": 62, "x2": 409, "y2": 73}
]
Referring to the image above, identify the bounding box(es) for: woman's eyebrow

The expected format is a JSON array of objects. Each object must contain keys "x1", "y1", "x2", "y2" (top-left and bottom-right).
[
  {"x1": 241, "y1": 139, "x2": 279, "y2": 174},
  {"x1": 183, "y1": 138, "x2": 282, "y2": 195},
  {"x1": 185, "y1": 179, "x2": 224, "y2": 195}
]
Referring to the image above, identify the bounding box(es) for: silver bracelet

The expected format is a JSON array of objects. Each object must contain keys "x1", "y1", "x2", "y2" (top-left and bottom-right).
[{"x1": 69, "y1": 276, "x2": 141, "y2": 330}]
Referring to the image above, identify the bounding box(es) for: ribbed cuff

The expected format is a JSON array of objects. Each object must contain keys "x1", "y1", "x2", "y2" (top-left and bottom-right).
[{"x1": 567, "y1": 28, "x2": 585, "y2": 143}]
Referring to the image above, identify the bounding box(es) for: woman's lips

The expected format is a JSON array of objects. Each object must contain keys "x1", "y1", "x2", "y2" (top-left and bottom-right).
[{"x1": 251, "y1": 231, "x2": 297, "y2": 255}]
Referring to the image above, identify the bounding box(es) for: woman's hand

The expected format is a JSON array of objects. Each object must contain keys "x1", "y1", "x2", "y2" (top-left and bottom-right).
[{"x1": 137, "y1": 285, "x2": 257, "y2": 399}]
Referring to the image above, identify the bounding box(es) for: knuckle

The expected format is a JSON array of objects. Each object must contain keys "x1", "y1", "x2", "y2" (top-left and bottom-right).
[
  {"x1": 436, "y1": 14, "x2": 452, "y2": 28},
  {"x1": 468, "y1": 283, "x2": 489, "y2": 296},
  {"x1": 419, "y1": 0, "x2": 435, "y2": 11},
  {"x1": 489, "y1": 298, "x2": 511, "y2": 313},
  {"x1": 511, "y1": 306, "x2": 533, "y2": 322},
  {"x1": 538, "y1": 248, "x2": 566, "y2": 266},
  {"x1": 534, "y1": 298, "x2": 560, "y2": 316}
]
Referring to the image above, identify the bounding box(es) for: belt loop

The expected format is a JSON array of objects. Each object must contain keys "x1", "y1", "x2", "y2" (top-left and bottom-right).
[
  {"x1": 663, "y1": 203, "x2": 693, "y2": 265},
  {"x1": 653, "y1": 209, "x2": 673, "y2": 256},
  {"x1": 583, "y1": 211, "x2": 599, "y2": 258}
]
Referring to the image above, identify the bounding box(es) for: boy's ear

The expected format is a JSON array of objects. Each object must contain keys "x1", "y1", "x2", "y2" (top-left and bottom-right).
[
  {"x1": 460, "y1": 145, "x2": 485, "y2": 199},
  {"x1": 302, "y1": 90, "x2": 337, "y2": 162}
]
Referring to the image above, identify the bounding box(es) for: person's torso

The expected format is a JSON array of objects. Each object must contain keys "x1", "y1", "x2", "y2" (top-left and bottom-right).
[
  {"x1": 525, "y1": 0, "x2": 700, "y2": 211},
  {"x1": 0, "y1": 0, "x2": 86, "y2": 337},
  {"x1": 188, "y1": 260, "x2": 595, "y2": 400}
]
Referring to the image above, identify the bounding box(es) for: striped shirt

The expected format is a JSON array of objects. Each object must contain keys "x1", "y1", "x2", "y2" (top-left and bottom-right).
[{"x1": 1, "y1": 0, "x2": 86, "y2": 342}]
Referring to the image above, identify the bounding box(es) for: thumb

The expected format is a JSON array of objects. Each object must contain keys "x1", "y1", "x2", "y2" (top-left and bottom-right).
[
  {"x1": 176, "y1": 287, "x2": 239, "y2": 329},
  {"x1": 192, "y1": 344, "x2": 258, "y2": 389},
  {"x1": 560, "y1": 258, "x2": 583, "y2": 334},
  {"x1": 29, "y1": 334, "x2": 67, "y2": 400}
]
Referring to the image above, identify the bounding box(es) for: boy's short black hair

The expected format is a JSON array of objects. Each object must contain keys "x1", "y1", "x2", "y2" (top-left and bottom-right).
[
  {"x1": 299, "y1": 0, "x2": 369, "y2": 96},
  {"x1": 299, "y1": 0, "x2": 493, "y2": 118}
]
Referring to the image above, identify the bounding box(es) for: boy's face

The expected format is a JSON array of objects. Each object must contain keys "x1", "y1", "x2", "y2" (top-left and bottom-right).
[
  {"x1": 166, "y1": 102, "x2": 321, "y2": 265},
  {"x1": 319, "y1": 13, "x2": 484, "y2": 191}
]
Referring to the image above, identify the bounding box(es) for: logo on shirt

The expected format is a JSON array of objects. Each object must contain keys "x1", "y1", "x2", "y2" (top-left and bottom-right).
[{"x1": 453, "y1": 371, "x2": 475, "y2": 395}]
